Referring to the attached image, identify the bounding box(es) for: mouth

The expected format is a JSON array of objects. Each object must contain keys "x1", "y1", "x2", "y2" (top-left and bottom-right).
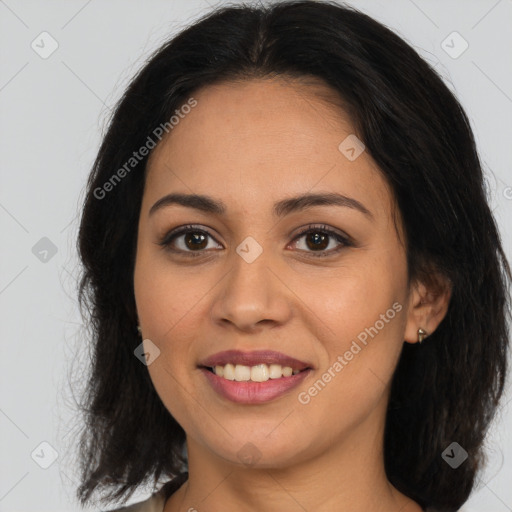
[
  {"x1": 201, "y1": 363, "x2": 307, "y2": 382},
  {"x1": 198, "y1": 350, "x2": 313, "y2": 404},
  {"x1": 198, "y1": 349, "x2": 313, "y2": 381}
]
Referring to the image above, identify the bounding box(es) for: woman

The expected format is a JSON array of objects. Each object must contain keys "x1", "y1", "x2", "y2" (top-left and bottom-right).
[{"x1": 74, "y1": 1, "x2": 510, "y2": 511}]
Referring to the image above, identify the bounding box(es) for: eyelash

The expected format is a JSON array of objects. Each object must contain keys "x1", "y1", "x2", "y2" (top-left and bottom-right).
[{"x1": 157, "y1": 224, "x2": 352, "y2": 259}]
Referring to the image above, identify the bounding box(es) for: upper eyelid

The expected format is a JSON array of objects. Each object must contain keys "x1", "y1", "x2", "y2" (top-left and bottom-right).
[
  {"x1": 160, "y1": 223, "x2": 350, "y2": 248},
  {"x1": 163, "y1": 224, "x2": 220, "y2": 244}
]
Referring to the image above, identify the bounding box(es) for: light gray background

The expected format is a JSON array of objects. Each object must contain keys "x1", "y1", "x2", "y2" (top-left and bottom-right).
[{"x1": 1, "y1": 0, "x2": 511, "y2": 510}]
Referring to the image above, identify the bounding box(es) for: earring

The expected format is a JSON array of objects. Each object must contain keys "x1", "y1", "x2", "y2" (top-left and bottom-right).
[
  {"x1": 417, "y1": 328, "x2": 428, "y2": 344},
  {"x1": 137, "y1": 325, "x2": 142, "y2": 335}
]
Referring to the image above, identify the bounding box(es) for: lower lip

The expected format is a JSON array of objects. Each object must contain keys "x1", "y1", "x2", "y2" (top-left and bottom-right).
[{"x1": 200, "y1": 367, "x2": 312, "y2": 404}]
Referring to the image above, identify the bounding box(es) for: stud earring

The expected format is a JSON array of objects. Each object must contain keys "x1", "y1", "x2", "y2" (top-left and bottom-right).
[
  {"x1": 417, "y1": 328, "x2": 428, "y2": 344},
  {"x1": 137, "y1": 325, "x2": 142, "y2": 335}
]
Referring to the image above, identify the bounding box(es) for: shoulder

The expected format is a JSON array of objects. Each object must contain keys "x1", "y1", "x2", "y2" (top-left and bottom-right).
[
  {"x1": 104, "y1": 473, "x2": 188, "y2": 512},
  {"x1": 104, "y1": 490, "x2": 165, "y2": 512}
]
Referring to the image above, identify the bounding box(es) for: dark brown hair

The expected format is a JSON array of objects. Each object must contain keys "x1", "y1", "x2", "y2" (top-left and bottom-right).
[{"x1": 75, "y1": 1, "x2": 511, "y2": 510}]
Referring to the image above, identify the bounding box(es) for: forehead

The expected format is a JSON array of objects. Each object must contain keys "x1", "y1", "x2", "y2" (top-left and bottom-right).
[{"x1": 144, "y1": 77, "x2": 393, "y2": 220}]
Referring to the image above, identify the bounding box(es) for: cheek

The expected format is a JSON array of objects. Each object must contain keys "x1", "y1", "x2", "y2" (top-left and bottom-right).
[
  {"x1": 134, "y1": 246, "x2": 209, "y2": 340},
  {"x1": 301, "y1": 255, "x2": 408, "y2": 401},
  {"x1": 294, "y1": 306, "x2": 406, "y2": 446},
  {"x1": 307, "y1": 255, "x2": 407, "y2": 343},
  {"x1": 134, "y1": 255, "x2": 205, "y2": 429}
]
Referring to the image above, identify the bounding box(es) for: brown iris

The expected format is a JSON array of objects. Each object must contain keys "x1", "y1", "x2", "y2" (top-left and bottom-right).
[
  {"x1": 305, "y1": 232, "x2": 329, "y2": 251},
  {"x1": 185, "y1": 231, "x2": 208, "y2": 250}
]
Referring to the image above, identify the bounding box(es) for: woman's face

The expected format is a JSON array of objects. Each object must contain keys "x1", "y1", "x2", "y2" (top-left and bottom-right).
[{"x1": 134, "y1": 77, "x2": 415, "y2": 469}]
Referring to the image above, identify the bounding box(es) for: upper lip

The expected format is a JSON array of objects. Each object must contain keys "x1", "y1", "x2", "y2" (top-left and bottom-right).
[{"x1": 199, "y1": 350, "x2": 313, "y2": 371}]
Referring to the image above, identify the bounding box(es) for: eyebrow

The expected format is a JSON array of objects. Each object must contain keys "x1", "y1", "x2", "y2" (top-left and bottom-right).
[{"x1": 149, "y1": 191, "x2": 373, "y2": 219}]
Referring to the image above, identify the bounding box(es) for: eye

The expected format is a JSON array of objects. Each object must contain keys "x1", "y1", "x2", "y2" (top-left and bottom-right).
[
  {"x1": 157, "y1": 223, "x2": 351, "y2": 258},
  {"x1": 158, "y1": 224, "x2": 222, "y2": 257},
  {"x1": 289, "y1": 224, "x2": 351, "y2": 257}
]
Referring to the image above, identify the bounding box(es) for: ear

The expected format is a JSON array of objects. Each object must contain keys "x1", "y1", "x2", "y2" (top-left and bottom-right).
[{"x1": 404, "y1": 273, "x2": 452, "y2": 344}]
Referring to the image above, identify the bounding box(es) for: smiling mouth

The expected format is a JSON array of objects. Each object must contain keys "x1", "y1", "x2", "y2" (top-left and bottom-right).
[{"x1": 202, "y1": 363, "x2": 309, "y2": 382}]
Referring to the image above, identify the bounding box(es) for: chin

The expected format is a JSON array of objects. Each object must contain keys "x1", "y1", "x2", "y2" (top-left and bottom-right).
[{"x1": 204, "y1": 430, "x2": 311, "y2": 470}]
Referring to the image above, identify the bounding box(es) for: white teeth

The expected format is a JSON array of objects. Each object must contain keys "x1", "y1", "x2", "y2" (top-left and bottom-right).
[
  {"x1": 282, "y1": 366, "x2": 293, "y2": 377},
  {"x1": 269, "y1": 364, "x2": 282, "y2": 379},
  {"x1": 223, "y1": 363, "x2": 235, "y2": 380},
  {"x1": 212, "y1": 363, "x2": 301, "y2": 381},
  {"x1": 251, "y1": 364, "x2": 269, "y2": 382},
  {"x1": 234, "y1": 364, "x2": 251, "y2": 381}
]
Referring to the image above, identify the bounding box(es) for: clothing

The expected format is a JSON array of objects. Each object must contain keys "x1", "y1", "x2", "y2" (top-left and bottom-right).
[
  {"x1": 106, "y1": 474, "x2": 443, "y2": 512},
  {"x1": 106, "y1": 473, "x2": 188, "y2": 512},
  {"x1": 109, "y1": 494, "x2": 442, "y2": 512},
  {"x1": 107, "y1": 490, "x2": 164, "y2": 512}
]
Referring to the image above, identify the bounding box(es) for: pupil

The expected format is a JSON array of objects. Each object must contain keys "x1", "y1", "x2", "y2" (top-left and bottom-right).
[
  {"x1": 185, "y1": 232, "x2": 207, "y2": 250},
  {"x1": 307, "y1": 232, "x2": 328, "y2": 250}
]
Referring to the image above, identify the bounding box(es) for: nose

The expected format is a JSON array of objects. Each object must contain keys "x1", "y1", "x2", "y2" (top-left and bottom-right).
[{"x1": 210, "y1": 249, "x2": 293, "y2": 333}]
